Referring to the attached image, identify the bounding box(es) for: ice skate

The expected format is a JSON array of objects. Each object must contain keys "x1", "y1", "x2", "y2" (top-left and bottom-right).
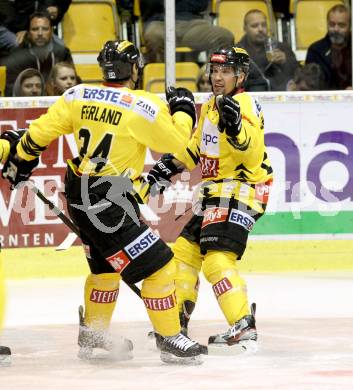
[
  {"x1": 0, "y1": 346, "x2": 11, "y2": 366},
  {"x1": 208, "y1": 303, "x2": 258, "y2": 355},
  {"x1": 160, "y1": 333, "x2": 206, "y2": 365},
  {"x1": 77, "y1": 305, "x2": 133, "y2": 360}
]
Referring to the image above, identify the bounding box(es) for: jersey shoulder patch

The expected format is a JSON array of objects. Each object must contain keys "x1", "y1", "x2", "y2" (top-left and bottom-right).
[{"x1": 132, "y1": 92, "x2": 160, "y2": 122}]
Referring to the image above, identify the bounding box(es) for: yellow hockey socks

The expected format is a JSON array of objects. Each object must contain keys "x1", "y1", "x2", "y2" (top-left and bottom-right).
[
  {"x1": 203, "y1": 250, "x2": 249, "y2": 325},
  {"x1": 141, "y1": 260, "x2": 180, "y2": 337},
  {"x1": 83, "y1": 273, "x2": 121, "y2": 330},
  {"x1": 173, "y1": 236, "x2": 202, "y2": 315}
]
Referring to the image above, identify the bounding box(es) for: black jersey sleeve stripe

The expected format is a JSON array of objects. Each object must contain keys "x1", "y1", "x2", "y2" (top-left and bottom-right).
[
  {"x1": 20, "y1": 133, "x2": 47, "y2": 157},
  {"x1": 186, "y1": 147, "x2": 200, "y2": 165}
]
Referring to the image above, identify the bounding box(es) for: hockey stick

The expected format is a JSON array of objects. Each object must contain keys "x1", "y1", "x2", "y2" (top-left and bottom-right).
[{"x1": 28, "y1": 182, "x2": 142, "y2": 298}]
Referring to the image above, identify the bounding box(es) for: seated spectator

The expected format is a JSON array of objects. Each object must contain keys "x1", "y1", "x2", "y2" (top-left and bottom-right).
[
  {"x1": 286, "y1": 63, "x2": 325, "y2": 91},
  {"x1": 196, "y1": 64, "x2": 212, "y2": 92},
  {"x1": 46, "y1": 62, "x2": 78, "y2": 95},
  {"x1": 12, "y1": 68, "x2": 45, "y2": 96},
  {"x1": 237, "y1": 9, "x2": 298, "y2": 91},
  {"x1": 0, "y1": 1, "x2": 72, "y2": 48},
  {"x1": 305, "y1": 4, "x2": 351, "y2": 90},
  {"x1": 139, "y1": 0, "x2": 234, "y2": 62},
  {"x1": 0, "y1": 11, "x2": 73, "y2": 96}
]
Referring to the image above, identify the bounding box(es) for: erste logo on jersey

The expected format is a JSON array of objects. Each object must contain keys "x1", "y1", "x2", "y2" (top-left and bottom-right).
[
  {"x1": 202, "y1": 207, "x2": 228, "y2": 228},
  {"x1": 125, "y1": 228, "x2": 159, "y2": 259},
  {"x1": 106, "y1": 250, "x2": 130, "y2": 273},
  {"x1": 200, "y1": 154, "x2": 219, "y2": 178},
  {"x1": 119, "y1": 93, "x2": 134, "y2": 108},
  {"x1": 228, "y1": 209, "x2": 255, "y2": 231},
  {"x1": 133, "y1": 98, "x2": 159, "y2": 122}
]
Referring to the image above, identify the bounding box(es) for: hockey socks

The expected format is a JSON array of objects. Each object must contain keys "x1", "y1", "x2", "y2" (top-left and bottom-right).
[
  {"x1": 141, "y1": 260, "x2": 181, "y2": 336},
  {"x1": 83, "y1": 273, "x2": 120, "y2": 330},
  {"x1": 203, "y1": 250, "x2": 250, "y2": 325}
]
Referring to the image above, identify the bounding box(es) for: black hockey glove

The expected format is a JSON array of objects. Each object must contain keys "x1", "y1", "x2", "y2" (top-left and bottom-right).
[
  {"x1": 147, "y1": 153, "x2": 184, "y2": 196},
  {"x1": 0, "y1": 129, "x2": 27, "y2": 144},
  {"x1": 1, "y1": 133, "x2": 39, "y2": 189},
  {"x1": 166, "y1": 86, "x2": 196, "y2": 128},
  {"x1": 216, "y1": 95, "x2": 242, "y2": 138}
]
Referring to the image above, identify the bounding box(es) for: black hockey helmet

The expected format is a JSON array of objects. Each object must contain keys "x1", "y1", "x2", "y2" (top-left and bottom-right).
[
  {"x1": 207, "y1": 46, "x2": 250, "y2": 79},
  {"x1": 97, "y1": 40, "x2": 144, "y2": 84}
]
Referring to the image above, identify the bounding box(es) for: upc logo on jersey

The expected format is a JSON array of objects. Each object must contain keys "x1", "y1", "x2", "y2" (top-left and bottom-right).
[
  {"x1": 200, "y1": 154, "x2": 219, "y2": 178},
  {"x1": 106, "y1": 250, "x2": 130, "y2": 273},
  {"x1": 202, "y1": 207, "x2": 228, "y2": 228},
  {"x1": 133, "y1": 98, "x2": 159, "y2": 122},
  {"x1": 201, "y1": 117, "x2": 219, "y2": 156},
  {"x1": 90, "y1": 288, "x2": 119, "y2": 303},
  {"x1": 212, "y1": 277, "x2": 233, "y2": 298},
  {"x1": 125, "y1": 228, "x2": 159, "y2": 259},
  {"x1": 142, "y1": 293, "x2": 176, "y2": 311},
  {"x1": 228, "y1": 209, "x2": 255, "y2": 231}
]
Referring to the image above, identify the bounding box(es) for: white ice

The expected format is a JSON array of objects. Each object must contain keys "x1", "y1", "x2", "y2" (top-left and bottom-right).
[{"x1": 1, "y1": 272, "x2": 353, "y2": 390}]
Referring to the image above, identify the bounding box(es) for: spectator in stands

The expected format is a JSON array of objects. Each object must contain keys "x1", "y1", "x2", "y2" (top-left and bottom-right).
[
  {"x1": 46, "y1": 62, "x2": 78, "y2": 95},
  {"x1": 138, "y1": 0, "x2": 234, "y2": 62},
  {"x1": 305, "y1": 4, "x2": 351, "y2": 90},
  {"x1": 0, "y1": 11, "x2": 73, "y2": 96},
  {"x1": 237, "y1": 9, "x2": 298, "y2": 91},
  {"x1": 196, "y1": 64, "x2": 212, "y2": 93},
  {"x1": 0, "y1": 1, "x2": 72, "y2": 48},
  {"x1": 286, "y1": 63, "x2": 325, "y2": 91},
  {"x1": 12, "y1": 68, "x2": 45, "y2": 96}
]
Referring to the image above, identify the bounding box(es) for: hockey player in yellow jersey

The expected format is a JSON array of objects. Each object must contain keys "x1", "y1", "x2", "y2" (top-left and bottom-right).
[
  {"x1": 0, "y1": 134, "x2": 17, "y2": 365},
  {"x1": 147, "y1": 47, "x2": 273, "y2": 352},
  {"x1": 1, "y1": 40, "x2": 206, "y2": 364}
]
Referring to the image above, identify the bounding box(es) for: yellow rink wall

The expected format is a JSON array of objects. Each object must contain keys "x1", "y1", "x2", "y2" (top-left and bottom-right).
[{"x1": 3, "y1": 239, "x2": 353, "y2": 280}]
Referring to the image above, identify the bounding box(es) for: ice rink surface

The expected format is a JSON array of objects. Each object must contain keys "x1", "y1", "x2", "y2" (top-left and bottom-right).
[{"x1": 1, "y1": 272, "x2": 353, "y2": 390}]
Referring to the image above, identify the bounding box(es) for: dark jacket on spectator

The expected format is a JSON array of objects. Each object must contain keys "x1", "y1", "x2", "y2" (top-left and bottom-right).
[
  {"x1": 238, "y1": 35, "x2": 298, "y2": 91},
  {"x1": 141, "y1": 0, "x2": 209, "y2": 22},
  {"x1": 305, "y1": 33, "x2": 352, "y2": 90},
  {"x1": 0, "y1": 0, "x2": 71, "y2": 32},
  {"x1": 0, "y1": 38, "x2": 72, "y2": 96}
]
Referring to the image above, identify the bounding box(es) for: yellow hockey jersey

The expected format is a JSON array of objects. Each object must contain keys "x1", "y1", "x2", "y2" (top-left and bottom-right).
[
  {"x1": 16, "y1": 84, "x2": 193, "y2": 180},
  {"x1": 0, "y1": 139, "x2": 10, "y2": 163},
  {"x1": 175, "y1": 92, "x2": 273, "y2": 212}
]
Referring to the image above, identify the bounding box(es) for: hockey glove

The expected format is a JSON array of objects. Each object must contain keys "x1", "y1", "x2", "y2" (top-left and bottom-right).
[
  {"x1": 166, "y1": 86, "x2": 196, "y2": 128},
  {"x1": 216, "y1": 95, "x2": 242, "y2": 138},
  {"x1": 147, "y1": 154, "x2": 184, "y2": 196},
  {"x1": 1, "y1": 140, "x2": 39, "y2": 190},
  {"x1": 0, "y1": 129, "x2": 27, "y2": 144}
]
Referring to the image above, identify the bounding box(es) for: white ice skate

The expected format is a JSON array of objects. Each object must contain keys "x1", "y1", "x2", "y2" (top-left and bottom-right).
[
  {"x1": 160, "y1": 333, "x2": 206, "y2": 365},
  {"x1": 77, "y1": 305, "x2": 133, "y2": 361},
  {"x1": 0, "y1": 346, "x2": 11, "y2": 366},
  {"x1": 208, "y1": 303, "x2": 258, "y2": 355}
]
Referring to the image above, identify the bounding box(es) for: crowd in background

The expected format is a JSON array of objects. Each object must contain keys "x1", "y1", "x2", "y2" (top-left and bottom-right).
[{"x1": 0, "y1": 0, "x2": 352, "y2": 96}]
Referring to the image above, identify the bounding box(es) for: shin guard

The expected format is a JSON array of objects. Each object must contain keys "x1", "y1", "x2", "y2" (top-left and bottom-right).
[
  {"x1": 83, "y1": 273, "x2": 121, "y2": 331},
  {"x1": 203, "y1": 250, "x2": 249, "y2": 325},
  {"x1": 141, "y1": 260, "x2": 180, "y2": 337}
]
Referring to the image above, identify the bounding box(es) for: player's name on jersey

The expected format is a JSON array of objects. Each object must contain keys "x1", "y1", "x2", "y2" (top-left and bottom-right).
[{"x1": 81, "y1": 105, "x2": 122, "y2": 125}]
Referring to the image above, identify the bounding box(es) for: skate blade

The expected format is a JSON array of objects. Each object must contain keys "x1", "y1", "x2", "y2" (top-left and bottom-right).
[
  {"x1": 160, "y1": 351, "x2": 203, "y2": 365},
  {"x1": 208, "y1": 340, "x2": 258, "y2": 356},
  {"x1": 0, "y1": 355, "x2": 11, "y2": 366},
  {"x1": 146, "y1": 332, "x2": 159, "y2": 352},
  {"x1": 78, "y1": 341, "x2": 133, "y2": 362}
]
